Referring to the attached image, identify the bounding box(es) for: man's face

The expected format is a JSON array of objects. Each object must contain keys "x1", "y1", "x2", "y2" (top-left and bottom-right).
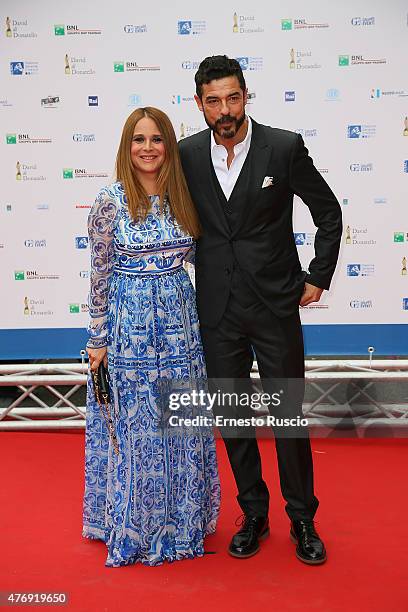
[{"x1": 195, "y1": 76, "x2": 247, "y2": 140}]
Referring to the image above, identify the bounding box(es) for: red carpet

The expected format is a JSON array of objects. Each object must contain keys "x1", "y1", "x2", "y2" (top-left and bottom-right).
[{"x1": 1, "y1": 433, "x2": 407, "y2": 611}]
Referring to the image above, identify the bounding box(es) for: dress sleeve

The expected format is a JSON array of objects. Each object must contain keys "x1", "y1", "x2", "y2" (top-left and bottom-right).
[{"x1": 86, "y1": 188, "x2": 117, "y2": 349}]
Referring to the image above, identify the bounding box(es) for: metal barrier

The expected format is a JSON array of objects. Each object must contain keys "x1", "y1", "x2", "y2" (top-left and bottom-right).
[{"x1": 1, "y1": 359, "x2": 408, "y2": 430}]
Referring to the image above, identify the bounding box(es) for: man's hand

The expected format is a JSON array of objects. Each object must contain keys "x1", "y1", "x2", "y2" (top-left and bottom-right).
[
  {"x1": 86, "y1": 346, "x2": 107, "y2": 371},
  {"x1": 299, "y1": 282, "x2": 323, "y2": 307}
]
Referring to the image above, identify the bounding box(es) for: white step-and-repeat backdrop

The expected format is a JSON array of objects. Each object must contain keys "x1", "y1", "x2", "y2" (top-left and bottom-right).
[{"x1": 1, "y1": 0, "x2": 407, "y2": 355}]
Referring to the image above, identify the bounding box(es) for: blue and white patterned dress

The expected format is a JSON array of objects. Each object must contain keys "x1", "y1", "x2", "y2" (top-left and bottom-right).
[{"x1": 82, "y1": 181, "x2": 220, "y2": 567}]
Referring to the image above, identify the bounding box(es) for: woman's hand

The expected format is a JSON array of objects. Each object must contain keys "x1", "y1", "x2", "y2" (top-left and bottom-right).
[{"x1": 86, "y1": 346, "x2": 108, "y2": 371}]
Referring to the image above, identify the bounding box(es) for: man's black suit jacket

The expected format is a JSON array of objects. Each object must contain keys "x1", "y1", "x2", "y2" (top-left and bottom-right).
[{"x1": 179, "y1": 118, "x2": 342, "y2": 328}]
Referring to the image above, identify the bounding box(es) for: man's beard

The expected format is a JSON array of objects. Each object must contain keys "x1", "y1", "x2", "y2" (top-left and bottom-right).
[{"x1": 203, "y1": 110, "x2": 246, "y2": 139}]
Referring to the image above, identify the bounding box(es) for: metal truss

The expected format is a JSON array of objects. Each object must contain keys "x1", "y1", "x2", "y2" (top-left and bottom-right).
[{"x1": 1, "y1": 359, "x2": 408, "y2": 431}]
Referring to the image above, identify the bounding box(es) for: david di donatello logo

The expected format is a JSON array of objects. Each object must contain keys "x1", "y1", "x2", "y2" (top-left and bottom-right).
[
  {"x1": 232, "y1": 12, "x2": 264, "y2": 33},
  {"x1": 5, "y1": 16, "x2": 37, "y2": 38}
]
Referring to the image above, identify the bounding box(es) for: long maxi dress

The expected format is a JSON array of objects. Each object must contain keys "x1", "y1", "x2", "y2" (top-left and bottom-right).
[{"x1": 82, "y1": 182, "x2": 220, "y2": 567}]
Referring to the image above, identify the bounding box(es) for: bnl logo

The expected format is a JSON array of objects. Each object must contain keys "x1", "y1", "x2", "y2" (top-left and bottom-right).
[
  {"x1": 403, "y1": 298, "x2": 408, "y2": 310},
  {"x1": 347, "y1": 264, "x2": 361, "y2": 276},
  {"x1": 178, "y1": 21, "x2": 192, "y2": 34},
  {"x1": 88, "y1": 96, "x2": 98, "y2": 106}
]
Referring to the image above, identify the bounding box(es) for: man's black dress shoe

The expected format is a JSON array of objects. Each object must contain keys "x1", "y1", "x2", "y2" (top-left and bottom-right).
[
  {"x1": 228, "y1": 515, "x2": 269, "y2": 558},
  {"x1": 290, "y1": 520, "x2": 327, "y2": 565}
]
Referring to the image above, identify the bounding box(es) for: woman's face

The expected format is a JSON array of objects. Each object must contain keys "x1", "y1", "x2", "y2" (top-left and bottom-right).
[{"x1": 130, "y1": 117, "x2": 165, "y2": 179}]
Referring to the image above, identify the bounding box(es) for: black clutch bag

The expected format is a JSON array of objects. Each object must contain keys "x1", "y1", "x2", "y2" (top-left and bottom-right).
[
  {"x1": 91, "y1": 361, "x2": 111, "y2": 404},
  {"x1": 91, "y1": 362, "x2": 119, "y2": 455}
]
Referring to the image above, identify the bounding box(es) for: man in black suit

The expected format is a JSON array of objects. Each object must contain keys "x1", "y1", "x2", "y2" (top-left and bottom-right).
[{"x1": 178, "y1": 55, "x2": 342, "y2": 564}]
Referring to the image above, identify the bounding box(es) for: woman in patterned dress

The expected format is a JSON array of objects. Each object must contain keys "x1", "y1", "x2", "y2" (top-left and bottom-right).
[{"x1": 83, "y1": 107, "x2": 220, "y2": 567}]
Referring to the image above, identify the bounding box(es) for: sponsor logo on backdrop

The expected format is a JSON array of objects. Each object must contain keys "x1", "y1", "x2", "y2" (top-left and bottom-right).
[
  {"x1": 289, "y1": 48, "x2": 321, "y2": 69},
  {"x1": 344, "y1": 225, "x2": 376, "y2": 246},
  {"x1": 177, "y1": 20, "x2": 206, "y2": 35},
  {"x1": 54, "y1": 24, "x2": 102, "y2": 36},
  {"x1": 36, "y1": 203, "x2": 49, "y2": 210},
  {"x1": 403, "y1": 299, "x2": 408, "y2": 310},
  {"x1": 349, "y1": 299, "x2": 373, "y2": 308},
  {"x1": 75, "y1": 237, "x2": 89, "y2": 249},
  {"x1": 394, "y1": 232, "x2": 408, "y2": 243},
  {"x1": 88, "y1": 95, "x2": 98, "y2": 106},
  {"x1": 24, "y1": 239, "x2": 47, "y2": 248},
  {"x1": 285, "y1": 91, "x2": 296, "y2": 101},
  {"x1": 281, "y1": 18, "x2": 329, "y2": 30},
  {"x1": 72, "y1": 133, "x2": 95, "y2": 142},
  {"x1": 342, "y1": 198, "x2": 349, "y2": 206},
  {"x1": 325, "y1": 88, "x2": 340, "y2": 101},
  {"x1": 404, "y1": 160, "x2": 408, "y2": 173},
  {"x1": 401, "y1": 257, "x2": 407, "y2": 275},
  {"x1": 6, "y1": 133, "x2": 52, "y2": 144},
  {"x1": 247, "y1": 91, "x2": 256, "y2": 103},
  {"x1": 75, "y1": 203, "x2": 91, "y2": 209},
  {"x1": 63, "y1": 168, "x2": 108, "y2": 179},
  {"x1": 124, "y1": 24, "x2": 147, "y2": 34},
  {"x1": 339, "y1": 54, "x2": 386, "y2": 66},
  {"x1": 347, "y1": 125, "x2": 376, "y2": 139},
  {"x1": 69, "y1": 303, "x2": 88, "y2": 313},
  {"x1": 374, "y1": 197, "x2": 387, "y2": 205},
  {"x1": 41, "y1": 95, "x2": 60, "y2": 108},
  {"x1": 5, "y1": 204, "x2": 12, "y2": 212},
  {"x1": 179, "y1": 123, "x2": 202, "y2": 139},
  {"x1": 16, "y1": 161, "x2": 46, "y2": 181},
  {"x1": 64, "y1": 55, "x2": 95, "y2": 75},
  {"x1": 370, "y1": 88, "x2": 407, "y2": 99},
  {"x1": 295, "y1": 128, "x2": 318, "y2": 138},
  {"x1": 181, "y1": 60, "x2": 201, "y2": 70},
  {"x1": 114, "y1": 61, "x2": 160, "y2": 72},
  {"x1": 349, "y1": 162, "x2": 373, "y2": 172},
  {"x1": 236, "y1": 56, "x2": 263, "y2": 71},
  {"x1": 346, "y1": 264, "x2": 375, "y2": 277},
  {"x1": 172, "y1": 94, "x2": 194, "y2": 105},
  {"x1": 0, "y1": 98, "x2": 13, "y2": 108},
  {"x1": 294, "y1": 232, "x2": 314, "y2": 245},
  {"x1": 15, "y1": 270, "x2": 60, "y2": 281},
  {"x1": 317, "y1": 168, "x2": 328, "y2": 174},
  {"x1": 5, "y1": 17, "x2": 37, "y2": 38},
  {"x1": 10, "y1": 61, "x2": 39, "y2": 75},
  {"x1": 351, "y1": 17, "x2": 375, "y2": 26},
  {"x1": 79, "y1": 270, "x2": 89, "y2": 278},
  {"x1": 128, "y1": 94, "x2": 142, "y2": 107},
  {"x1": 23, "y1": 297, "x2": 53, "y2": 316},
  {"x1": 403, "y1": 117, "x2": 408, "y2": 136},
  {"x1": 233, "y1": 13, "x2": 264, "y2": 33}
]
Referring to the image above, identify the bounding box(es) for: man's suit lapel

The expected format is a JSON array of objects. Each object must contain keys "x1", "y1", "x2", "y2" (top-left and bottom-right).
[
  {"x1": 193, "y1": 130, "x2": 230, "y2": 236},
  {"x1": 230, "y1": 119, "x2": 273, "y2": 238}
]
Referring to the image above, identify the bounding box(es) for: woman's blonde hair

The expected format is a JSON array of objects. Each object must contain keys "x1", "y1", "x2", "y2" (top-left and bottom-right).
[{"x1": 115, "y1": 107, "x2": 200, "y2": 238}]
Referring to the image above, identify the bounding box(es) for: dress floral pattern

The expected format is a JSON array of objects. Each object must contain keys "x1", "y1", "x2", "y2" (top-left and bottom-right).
[{"x1": 82, "y1": 182, "x2": 220, "y2": 567}]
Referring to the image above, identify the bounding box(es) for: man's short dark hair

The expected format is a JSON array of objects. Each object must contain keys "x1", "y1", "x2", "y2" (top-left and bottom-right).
[{"x1": 195, "y1": 55, "x2": 246, "y2": 99}]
